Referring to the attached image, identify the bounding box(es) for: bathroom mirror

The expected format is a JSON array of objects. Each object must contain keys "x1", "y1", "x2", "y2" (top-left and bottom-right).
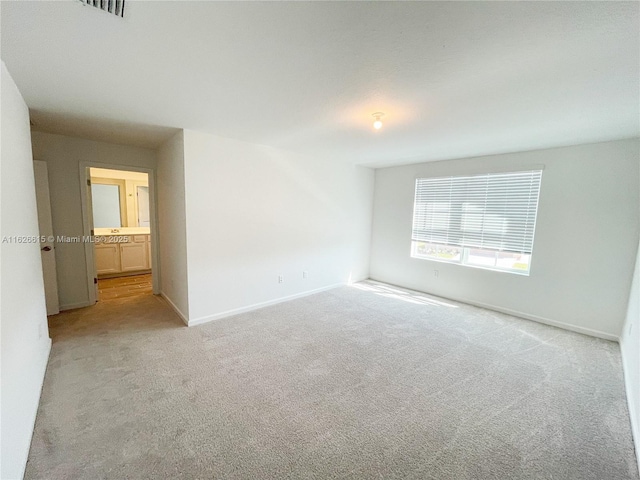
[{"x1": 91, "y1": 183, "x2": 123, "y2": 228}]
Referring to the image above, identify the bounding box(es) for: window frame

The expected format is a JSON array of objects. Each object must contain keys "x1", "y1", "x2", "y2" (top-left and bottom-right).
[
  {"x1": 410, "y1": 241, "x2": 533, "y2": 275},
  {"x1": 410, "y1": 169, "x2": 543, "y2": 276}
]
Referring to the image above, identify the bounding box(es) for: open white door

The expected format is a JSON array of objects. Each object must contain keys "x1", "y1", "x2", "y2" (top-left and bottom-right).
[{"x1": 33, "y1": 160, "x2": 60, "y2": 315}]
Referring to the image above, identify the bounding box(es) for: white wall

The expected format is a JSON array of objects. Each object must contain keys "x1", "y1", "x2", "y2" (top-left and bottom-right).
[
  {"x1": 157, "y1": 131, "x2": 190, "y2": 322},
  {"x1": 30, "y1": 132, "x2": 156, "y2": 310},
  {"x1": 622, "y1": 238, "x2": 640, "y2": 468},
  {"x1": 370, "y1": 139, "x2": 640, "y2": 339},
  {"x1": 1, "y1": 63, "x2": 52, "y2": 480},
  {"x1": 182, "y1": 130, "x2": 374, "y2": 324}
]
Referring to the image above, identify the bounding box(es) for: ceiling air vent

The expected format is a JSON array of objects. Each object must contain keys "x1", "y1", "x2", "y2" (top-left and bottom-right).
[{"x1": 79, "y1": 0, "x2": 125, "y2": 18}]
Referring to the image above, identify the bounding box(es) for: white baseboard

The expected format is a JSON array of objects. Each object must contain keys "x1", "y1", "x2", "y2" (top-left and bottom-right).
[
  {"x1": 159, "y1": 292, "x2": 189, "y2": 326},
  {"x1": 59, "y1": 300, "x2": 93, "y2": 311},
  {"x1": 465, "y1": 299, "x2": 618, "y2": 341},
  {"x1": 366, "y1": 279, "x2": 618, "y2": 342},
  {"x1": 620, "y1": 339, "x2": 640, "y2": 471},
  {"x1": 34, "y1": 336, "x2": 51, "y2": 408},
  {"x1": 188, "y1": 283, "x2": 344, "y2": 327}
]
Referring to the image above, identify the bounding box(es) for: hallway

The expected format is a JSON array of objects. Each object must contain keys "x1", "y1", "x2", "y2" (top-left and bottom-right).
[{"x1": 27, "y1": 292, "x2": 185, "y2": 478}]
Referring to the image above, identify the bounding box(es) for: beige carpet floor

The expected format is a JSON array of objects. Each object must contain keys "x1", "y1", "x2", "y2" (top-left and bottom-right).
[{"x1": 26, "y1": 281, "x2": 639, "y2": 479}]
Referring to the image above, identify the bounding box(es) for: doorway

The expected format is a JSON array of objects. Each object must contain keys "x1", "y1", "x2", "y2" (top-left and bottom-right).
[{"x1": 82, "y1": 165, "x2": 159, "y2": 303}]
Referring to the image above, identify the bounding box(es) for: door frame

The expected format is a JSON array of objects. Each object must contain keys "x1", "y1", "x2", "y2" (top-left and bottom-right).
[{"x1": 79, "y1": 161, "x2": 160, "y2": 304}]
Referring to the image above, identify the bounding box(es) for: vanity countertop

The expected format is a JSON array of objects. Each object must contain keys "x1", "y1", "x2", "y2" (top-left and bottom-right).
[{"x1": 94, "y1": 227, "x2": 151, "y2": 236}]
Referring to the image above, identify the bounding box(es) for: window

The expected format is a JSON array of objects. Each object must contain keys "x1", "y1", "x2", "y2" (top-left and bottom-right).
[{"x1": 411, "y1": 170, "x2": 542, "y2": 274}]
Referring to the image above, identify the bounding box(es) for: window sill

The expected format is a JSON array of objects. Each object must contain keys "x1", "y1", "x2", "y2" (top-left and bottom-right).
[{"x1": 410, "y1": 254, "x2": 531, "y2": 276}]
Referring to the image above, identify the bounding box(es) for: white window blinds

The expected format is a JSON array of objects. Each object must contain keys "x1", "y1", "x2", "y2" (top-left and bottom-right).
[
  {"x1": 412, "y1": 170, "x2": 543, "y2": 254},
  {"x1": 80, "y1": 0, "x2": 126, "y2": 17}
]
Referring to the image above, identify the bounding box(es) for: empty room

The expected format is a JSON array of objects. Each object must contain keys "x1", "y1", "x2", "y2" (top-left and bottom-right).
[{"x1": 1, "y1": 1, "x2": 639, "y2": 479}]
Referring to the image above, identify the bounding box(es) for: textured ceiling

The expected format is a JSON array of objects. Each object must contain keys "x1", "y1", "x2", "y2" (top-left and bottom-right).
[{"x1": 2, "y1": 1, "x2": 638, "y2": 166}]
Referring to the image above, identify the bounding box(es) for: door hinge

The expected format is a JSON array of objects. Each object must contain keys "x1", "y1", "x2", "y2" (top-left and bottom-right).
[
  {"x1": 94, "y1": 277, "x2": 98, "y2": 284},
  {"x1": 91, "y1": 229, "x2": 94, "y2": 236},
  {"x1": 87, "y1": 179, "x2": 91, "y2": 186}
]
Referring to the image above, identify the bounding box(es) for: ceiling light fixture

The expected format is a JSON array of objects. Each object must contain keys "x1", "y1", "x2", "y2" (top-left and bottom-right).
[{"x1": 372, "y1": 112, "x2": 384, "y2": 130}]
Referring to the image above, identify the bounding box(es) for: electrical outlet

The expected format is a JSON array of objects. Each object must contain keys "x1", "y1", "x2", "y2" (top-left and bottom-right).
[
  {"x1": 303, "y1": 271, "x2": 308, "y2": 279},
  {"x1": 278, "y1": 275, "x2": 284, "y2": 283},
  {"x1": 434, "y1": 270, "x2": 439, "y2": 278}
]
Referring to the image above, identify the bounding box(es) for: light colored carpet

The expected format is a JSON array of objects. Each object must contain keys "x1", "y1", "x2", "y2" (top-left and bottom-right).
[{"x1": 26, "y1": 281, "x2": 639, "y2": 479}]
